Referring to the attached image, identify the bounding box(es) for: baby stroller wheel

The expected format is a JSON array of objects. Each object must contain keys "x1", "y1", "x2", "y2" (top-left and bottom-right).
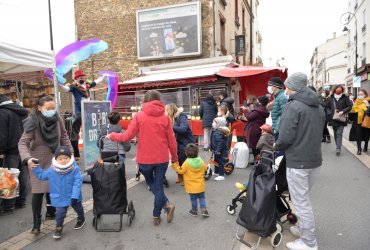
[
  {"x1": 204, "y1": 165, "x2": 213, "y2": 180},
  {"x1": 226, "y1": 205, "x2": 236, "y2": 215},
  {"x1": 287, "y1": 212, "x2": 298, "y2": 224},
  {"x1": 224, "y1": 162, "x2": 234, "y2": 175},
  {"x1": 270, "y1": 231, "x2": 282, "y2": 247}
]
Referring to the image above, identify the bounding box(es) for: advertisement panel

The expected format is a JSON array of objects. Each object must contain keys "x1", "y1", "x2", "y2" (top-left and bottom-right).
[
  {"x1": 136, "y1": 2, "x2": 202, "y2": 60},
  {"x1": 81, "y1": 101, "x2": 111, "y2": 170}
]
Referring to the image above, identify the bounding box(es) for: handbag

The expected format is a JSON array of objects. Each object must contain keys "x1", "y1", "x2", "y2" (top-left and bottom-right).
[
  {"x1": 361, "y1": 115, "x2": 370, "y2": 128},
  {"x1": 332, "y1": 101, "x2": 347, "y2": 123}
]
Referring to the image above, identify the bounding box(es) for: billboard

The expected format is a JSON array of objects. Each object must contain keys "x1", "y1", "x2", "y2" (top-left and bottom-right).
[{"x1": 136, "y1": 2, "x2": 202, "y2": 60}]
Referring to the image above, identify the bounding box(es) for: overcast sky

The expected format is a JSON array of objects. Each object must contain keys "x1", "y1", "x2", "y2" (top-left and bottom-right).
[{"x1": 259, "y1": 0, "x2": 349, "y2": 75}]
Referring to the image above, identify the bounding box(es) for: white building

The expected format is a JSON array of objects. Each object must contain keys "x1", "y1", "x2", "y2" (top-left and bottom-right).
[
  {"x1": 309, "y1": 33, "x2": 347, "y2": 90},
  {"x1": 343, "y1": 0, "x2": 370, "y2": 93}
]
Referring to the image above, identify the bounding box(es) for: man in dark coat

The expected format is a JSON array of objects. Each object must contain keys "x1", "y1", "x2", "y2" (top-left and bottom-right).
[
  {"x1": 199, "y1": 94, "x2": 217, "y2": 150},
  {"x1": 0, "y1": 94, "x2": 29, "y2": 214},
  {"x1": 219, "y1": 90, "x2": 235, "y2": 117}
]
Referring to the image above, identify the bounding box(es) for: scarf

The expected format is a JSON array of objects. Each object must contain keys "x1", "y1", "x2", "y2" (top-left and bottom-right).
[
  {"x1": 351, "y1": 97, "x2": 370, "y2": 124},
  {"x1": 23, "y1": 110, "x2": 60, "y2": 151},
  {"x1": 73, "y1": 81, "x2": 91, "y2": 98},
  {"x1": 52, "y1": 157, "x2": 75, "y2": 174}
]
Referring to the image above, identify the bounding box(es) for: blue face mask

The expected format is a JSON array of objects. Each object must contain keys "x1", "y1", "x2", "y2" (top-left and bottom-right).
[
  {"x1": 358, "y1": 95, "x2": 365, "y2": 100},
  {"x1": 42, "y1": 109, "x2": 56, "y2": 118}
]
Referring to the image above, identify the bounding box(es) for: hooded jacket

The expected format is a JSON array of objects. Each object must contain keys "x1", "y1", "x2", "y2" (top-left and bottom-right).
[
  {"x1": 220, "y1": 97, "x2": 235, "y2": 116},
  {"x1": 172, "y1": 157, "x2": 207, "y2": 193},
  {"x1": 275, "y1": 87, "x2": 325, "y2": 169},
  {"x1": 0, "y1": 101, "x2": 28, "y2": 155},
  {"x1": 271, "y1": 89, "x2": 288, "y2": 132},
  {"x1": 109, "y1": 100, "x2": 178, "y2": 164},
  {"x1": 199, "y1": 97, "x2": 218, "y2": 128}
]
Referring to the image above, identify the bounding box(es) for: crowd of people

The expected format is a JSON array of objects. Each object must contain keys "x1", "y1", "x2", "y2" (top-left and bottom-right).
[{"x1": 1, "y1": 69, "x2": 369, "y2": 249}]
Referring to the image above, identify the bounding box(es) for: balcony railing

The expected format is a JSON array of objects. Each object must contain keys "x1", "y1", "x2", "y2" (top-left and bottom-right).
[
  {"x1": 362, "y1": 24, "x2": 366, "y2": 33},
  {"x1": 362, "y1": 58, "x2": 366, "y2": 66}
]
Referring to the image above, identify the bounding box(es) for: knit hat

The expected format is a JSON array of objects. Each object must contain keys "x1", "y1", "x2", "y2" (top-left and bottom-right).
[
  {"x1": 284, "y1": 72, "x2": 308, "y2": 91},
  {"x1": 74, "y1": 70, "x2": 86, "y2": 79},
  {"x1": 54, "y1": 146, "x2": 72, "y2": 159},
  {"x1": 268, "y1": 77, "x2": 284, "y2": 89},
  {"x1": 0, "y1": 94, "x2": 10, "y2": 104},
  {"x1": 213, "y1": 117, "x2": 227, "y2": 128},
  {"x1": 257, "y1": 95, "x2": 269, "y2": 107},
  {"x1": 260, "y1": 124, "x2": 272, "y2": 132}
]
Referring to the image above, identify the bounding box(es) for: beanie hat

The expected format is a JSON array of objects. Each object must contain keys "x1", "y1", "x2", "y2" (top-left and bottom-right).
[
  {"x1": 284, "y1": 72, "x2": 308, "y2": 91},
  {"x1": 257, "y1": 95, "x2": 269, "y2": 107},
  {"x1": 74, "y1": 70, "x2": 86, "y2": 79},
  {"x1": 54, "y1": 146, "x2": 72, "y2": 159},
  {"x1": 213, "y1": 117, "x2": 227, "y2": 128},
  {"x1": 260, "y1": 124, "x2": 272, "y2": 132},
  {"x1": 268, "y1": 77, "x2": 284, "y2": 89},
  {"x1": 0, "y1": 94, "x2": 10, "y2": 104}
]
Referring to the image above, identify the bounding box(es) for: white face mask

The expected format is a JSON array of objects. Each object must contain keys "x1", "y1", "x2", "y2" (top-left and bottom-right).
[
  {"x1": 217, "y1": 112, "x2": 222, "y2": 117},
  {"x1": 267, "y1": 86, "x2": 274, "y2": 94}
]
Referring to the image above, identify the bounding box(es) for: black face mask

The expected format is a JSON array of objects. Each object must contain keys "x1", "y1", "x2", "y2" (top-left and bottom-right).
[{"x1": 79, "y1": 80, "x2": 85, "y2": 85}]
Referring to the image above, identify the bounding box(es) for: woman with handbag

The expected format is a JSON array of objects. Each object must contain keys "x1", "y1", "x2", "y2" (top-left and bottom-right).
[
  {"x1": 349, "y1": 89, "x2": 370, "y2": 155},
  {"x1": 328, "y1": 85, "x2": 353, "y2": 156}
]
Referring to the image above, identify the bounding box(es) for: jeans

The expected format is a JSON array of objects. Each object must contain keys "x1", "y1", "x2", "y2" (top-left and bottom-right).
[
  {"x1": 214, "y1": 154, "x2": 225, "y2": 176},
  {"x1": 332, "y1": 125, "x2": 344, "y2": 150},
  {"x1": 1, "y1": 154, "x2": 28, "y2": 210},
  {"x1": 287, "y1": 167, "x2": 320, "y2": 248},
  {"x1": 138, "y1": 162, "x2": 169, "y2": 217},
  {"x1": 55, "y1": 202, "x2": 85, "y2": 227},
  {"x1": 203, "y1": 127, "x2": 212, "y2": 149},
  {"x1": 189, "y1": 192, "x2": 206, "y2": 211}
]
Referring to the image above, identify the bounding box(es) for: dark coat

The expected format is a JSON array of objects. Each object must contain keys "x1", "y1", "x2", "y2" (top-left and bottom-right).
[
  {"x1": 327, "y1": 94, "x2": 353, "y2": 127},
  {"x1": 220, "y1": 97, "x2": 235, "y2": 116},
  {"x1": 173, "y1": 113, "x2": 195, "y2": 153},
  {"x1": 199, "y1": 98, "x2": 218, "y2": 128},
  {"x1": 244, "y1": 105, "x2": 270, "y2": 149},
  {"x1": 319, "y1": 96, "x2": 333, "y2": 122},
  {"x1": 211, "y1": 129, "x2": 228, "y2": 157},
  {"x1": 0, "y1": 102, "x2": 28, "y2": 155},
  {"x1": 97, "y1": 124, "x2": 131, "y2": 154}
]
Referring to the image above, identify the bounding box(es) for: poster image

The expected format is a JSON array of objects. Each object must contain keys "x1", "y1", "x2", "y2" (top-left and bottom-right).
[{"x1": 136, "y1": 2, "x2": 202, "y2": 60}]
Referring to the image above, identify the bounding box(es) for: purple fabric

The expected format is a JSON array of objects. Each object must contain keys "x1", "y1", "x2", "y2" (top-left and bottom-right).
[
  {"x1": 244, "y1": 106, "x2": 270, "y2": 149},
  {"x1": 55, "y1": 38, "x2": 99, "y2": 66}
]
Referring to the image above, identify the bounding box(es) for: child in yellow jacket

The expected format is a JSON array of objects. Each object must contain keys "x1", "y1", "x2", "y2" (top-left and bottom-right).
[{"x1": 172, "y1": 143, "x2": 209, "y2": 217}]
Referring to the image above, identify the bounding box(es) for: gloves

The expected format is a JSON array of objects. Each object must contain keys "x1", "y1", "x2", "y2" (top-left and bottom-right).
[{"x1": 71, "y1": 198, "x2": 78, "y2": 205}]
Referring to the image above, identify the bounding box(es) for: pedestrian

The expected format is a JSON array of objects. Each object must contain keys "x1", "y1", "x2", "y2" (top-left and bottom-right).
[
  {"x1": 275, "y1": 72, "x2": 325, "y2": 250},
  {"x1": 240, "y1": 95, "x2": 270, "y2": 157},
  {"x1": 319, "y1": 89, "x2": 332, "y2": 143},
  {"x1": 241, "y1": 95, "x2": 258, "y2": 113},
  {"x1": 210, "y1": 117, "x2": 230, "y2": 181},
  {"x1": 18, "y1": 94, "x2": 73, "y2": 234},
  {"x1": 267, "y1": 77, "x2": 288, "y2": 139},
  {"x1": 219, "y1": 90, "x2": 235, "y2": 117},
  {"x1": 348, "y1": 92, "x2": 355, "y2": 104},
  {"x1": 256, "y1": 124, "x2": 275, "y2": 152},
  {"x1": 171, "y1": 143, "x2": 209, "y2": 217},
  {"x1": 327, "y1": 85, "x2": 352, "y2": 156},
  {"x1": 0, "y1": 94, "x2": 29, "y2": 215},
  {"x1": 106, "y1": 90, "x2": 177, "y2": 226},
  {"x1": 165, "y1": 103, "x2": 195, "y2": 184},
  {"x1": 31, "y1": 146, "x2": 85, "y2": 239},
  {"x1": 349, "y1": 89, "x2": 370, "y2": 155},
  {"x1": 60, "y1": 70, "x2": 105, "y2": 161},
  {"x1": 199, "y1": 94, "x2": 218, "y2": 151},
  {"x1": 97, "y1": 111, "x2": 131, "y2": 168}
]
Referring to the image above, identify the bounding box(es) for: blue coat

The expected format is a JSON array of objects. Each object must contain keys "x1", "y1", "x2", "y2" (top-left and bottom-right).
[
  {"x1": 199, "y1": 98, "x2": 218, "y2": 128},
  {"x1": 173, "y1": 113, "x2": 195, "y2": 153},
  {"x1": 32, "y1": 163, "x2": 83, "y2": 207},
  {"x1": 271, "y1": 90, "x2": 288, "y2": 132},
  {"x1": 211, "y1": 129, "x2": 228, "y2": 158}
]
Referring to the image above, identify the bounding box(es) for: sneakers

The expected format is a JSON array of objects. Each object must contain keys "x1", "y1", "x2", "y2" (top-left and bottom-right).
[
  {"x1": 335, "y1": 149, "x2": 341, "y2": 156},
  {"x1": 215, "y1": 176, "x2": 225, "y2": 181},
  {"x1": 289, "y1": 225, "x2": 300, "y2": 237},
  {"x1": 153, "y1": 216, "x2": 161, "y2": 226},
  {"x1": 286, "y1": 239, "x2": 318, "y2": 250},
  {"x1": 164, "y1": 203, "x2": 175, "y2": 223},
  {"x1": 235, "y1": 182, "x2": 246, "y2": 191},
  {"x1": 53, "y1": 226, "x2": 63, "y2": 239},
  {"x1": 200, "y1": 209, "x2": 209, "y2": 217},
  {"x1": 188, "y1": 210, "x2": 198, "y2": 216},
  {"x1": 74, "y1": 217, "x2": 86, "y2": 230}
]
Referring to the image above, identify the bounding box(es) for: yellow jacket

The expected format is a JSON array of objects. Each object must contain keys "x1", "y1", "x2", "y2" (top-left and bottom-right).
[
  {"x1": 172, "y1": 157, "x2": 207, "y2": 194},
  {"x1": 351, "y1": 97, "x2": 370, "y2": 124}
]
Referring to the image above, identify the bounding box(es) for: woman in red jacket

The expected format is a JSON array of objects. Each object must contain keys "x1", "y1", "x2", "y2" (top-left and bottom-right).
[{"x1": 107, "y1": 90, "x2": 178, "y2": 226}]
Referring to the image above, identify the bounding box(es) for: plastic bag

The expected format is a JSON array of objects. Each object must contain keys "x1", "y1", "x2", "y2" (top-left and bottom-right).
[{"x1": 0, "y1": 168, "x2": 20, "y2": 199}]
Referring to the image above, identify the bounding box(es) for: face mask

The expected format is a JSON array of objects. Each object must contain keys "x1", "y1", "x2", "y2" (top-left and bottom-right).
[
  {"x1": 321, "y1": 93, "x2": 326, "y2": 97},
  {"x1": 79, "y1": 80, "x2": 85, "y2": 85},
  {"x1": 284, "y1": 90, "x2": 289, "y2": 96},
  {"x1": 267, "y1": 86, "x2": 274, "y2": 94},
  {"x1": 42, "y1": 109, "x2": 56, "y2": 118},
  {"x1": 358, "y1": 95, "x2": 365, "y2": 100},
  {"x1": 217, "y1": 112, "x2": 222, "y2": 117},
  {"x1": 335, "y1": 89, "x2": 343, "y2": 95}
]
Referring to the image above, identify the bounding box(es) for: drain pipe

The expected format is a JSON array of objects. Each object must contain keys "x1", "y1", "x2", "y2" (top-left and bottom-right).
[
  {"x1": 249, "y1": 0, "x2": 253, "y2": 64},
  {"x1": 213, "y1": 0, "x2": 217, "y2": 57}
]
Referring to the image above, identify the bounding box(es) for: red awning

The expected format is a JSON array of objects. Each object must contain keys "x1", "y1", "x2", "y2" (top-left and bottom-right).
[{"x1": 217, "y1": 66, "x2": 287, "y2": 78}]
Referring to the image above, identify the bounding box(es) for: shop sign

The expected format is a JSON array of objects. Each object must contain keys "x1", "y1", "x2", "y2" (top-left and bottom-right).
[{"x1": 353, "y1": 76, "x2": 361, "y2": 87}]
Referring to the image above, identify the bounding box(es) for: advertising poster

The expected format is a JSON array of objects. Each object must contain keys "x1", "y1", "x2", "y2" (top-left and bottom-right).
[
  {"x1": 136, "y1": 2, "x2": 202, "y2": 60},
  {"x1": 81, "y1": 101, "x2": 111, "y2": 170}
]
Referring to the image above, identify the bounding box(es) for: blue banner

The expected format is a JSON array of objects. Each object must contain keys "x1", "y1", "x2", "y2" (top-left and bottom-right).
[{"x1": 81, "y1": 101, "x2": 111, "y2": 170}]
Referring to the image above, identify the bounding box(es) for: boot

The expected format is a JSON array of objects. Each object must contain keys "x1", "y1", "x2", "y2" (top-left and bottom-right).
[
  {"x1": 357, "y1": 146, "x2": 362, "y2": 155},
  {"x1": 31, "y1": 214, "x2": 42, "y2": 234},
  {"x1": 45, "y1": 205, "x2": 56, "y2": 220},
  {"x1": 364, "y1": 143, "x2": 368, "y2": 152},
  {"x1": 326, "y1": 135, "x2": 331, "y2": 143}
]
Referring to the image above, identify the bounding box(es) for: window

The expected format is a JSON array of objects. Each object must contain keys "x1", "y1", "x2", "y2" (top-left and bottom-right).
[
  {"x1": 220, "y1": 17, "x2": 227, "y2": 55},
  {"x1": 362, "y1": 9, "x2": 366, "y2": 33},
  {"x1": 362, "y1": 42, "x2": 366, "y2": 66}
]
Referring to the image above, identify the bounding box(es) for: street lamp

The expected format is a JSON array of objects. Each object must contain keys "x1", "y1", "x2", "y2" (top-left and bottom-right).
[{"x1": 341, "y1": 12, "x2": 358, "y2": 94}]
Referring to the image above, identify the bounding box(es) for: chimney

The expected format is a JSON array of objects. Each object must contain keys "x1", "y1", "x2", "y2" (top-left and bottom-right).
[{"x1": 333, "y1": 32, "x2": 336, "y2": 39}]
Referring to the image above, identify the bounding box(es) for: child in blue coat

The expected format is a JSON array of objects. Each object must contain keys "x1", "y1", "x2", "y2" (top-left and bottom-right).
[{"x1": 32, "y1": 146, "x2": 85, "y2": 239}]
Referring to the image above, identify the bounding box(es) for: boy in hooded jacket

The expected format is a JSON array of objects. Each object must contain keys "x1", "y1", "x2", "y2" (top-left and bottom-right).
[{"x1": 172, "y1": 143, "x2": 209, "y2": 217}]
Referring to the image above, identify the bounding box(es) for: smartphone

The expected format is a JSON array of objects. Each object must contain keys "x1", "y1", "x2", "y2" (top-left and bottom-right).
[{"x1": 32, "y1": 159, "x2": 39, "y2": 164}]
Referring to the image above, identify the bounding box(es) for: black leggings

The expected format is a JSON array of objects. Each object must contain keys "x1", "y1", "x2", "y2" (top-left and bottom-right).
[{"x1": 32, "y1": 193, "x2": 51, "y2": 216}]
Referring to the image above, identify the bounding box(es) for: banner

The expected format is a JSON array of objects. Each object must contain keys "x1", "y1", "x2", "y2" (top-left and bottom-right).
[
  {"x1": 81, "y1": 101, "x2": 111, "y2": 170},
  {"x1": 136, "y1": 2, "x2": 202, "y2": 60},
  {"x1": 235, "y1": 35, "x2": 245, "y2": 56}
]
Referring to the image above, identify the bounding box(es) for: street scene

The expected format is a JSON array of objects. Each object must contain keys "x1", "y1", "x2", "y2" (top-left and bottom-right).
[{"x1": 1, "y1": 0, "x2": 370, "y2": 250}]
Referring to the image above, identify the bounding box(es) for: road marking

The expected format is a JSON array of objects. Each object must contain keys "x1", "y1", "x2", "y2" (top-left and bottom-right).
[{"x1": 0, "y1": 176, "x2": 144, "y2": 250}]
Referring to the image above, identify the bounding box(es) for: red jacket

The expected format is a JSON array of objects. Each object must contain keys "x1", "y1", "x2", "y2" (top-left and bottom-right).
[{"x1": 110, "y1": 100, "x2": 178, "y2": 164}]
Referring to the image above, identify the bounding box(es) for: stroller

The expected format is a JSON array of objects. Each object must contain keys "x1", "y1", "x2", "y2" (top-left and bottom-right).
[
  {"x1": 205, "y1": 151, "x2": 234, "y2": 180},
  {"x1": 87, "y1": 136, "x2": 135, "y2": 232}
]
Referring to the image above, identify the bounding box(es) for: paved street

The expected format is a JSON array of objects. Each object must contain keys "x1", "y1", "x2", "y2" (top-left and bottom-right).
[{"x1": 1, "y1": 131, "x2": 370, "y2": 250}]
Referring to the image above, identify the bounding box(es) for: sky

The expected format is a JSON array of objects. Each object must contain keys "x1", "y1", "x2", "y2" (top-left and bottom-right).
[{"x1": 259, "y1": 0, "x2": 349, "y2": 75}]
